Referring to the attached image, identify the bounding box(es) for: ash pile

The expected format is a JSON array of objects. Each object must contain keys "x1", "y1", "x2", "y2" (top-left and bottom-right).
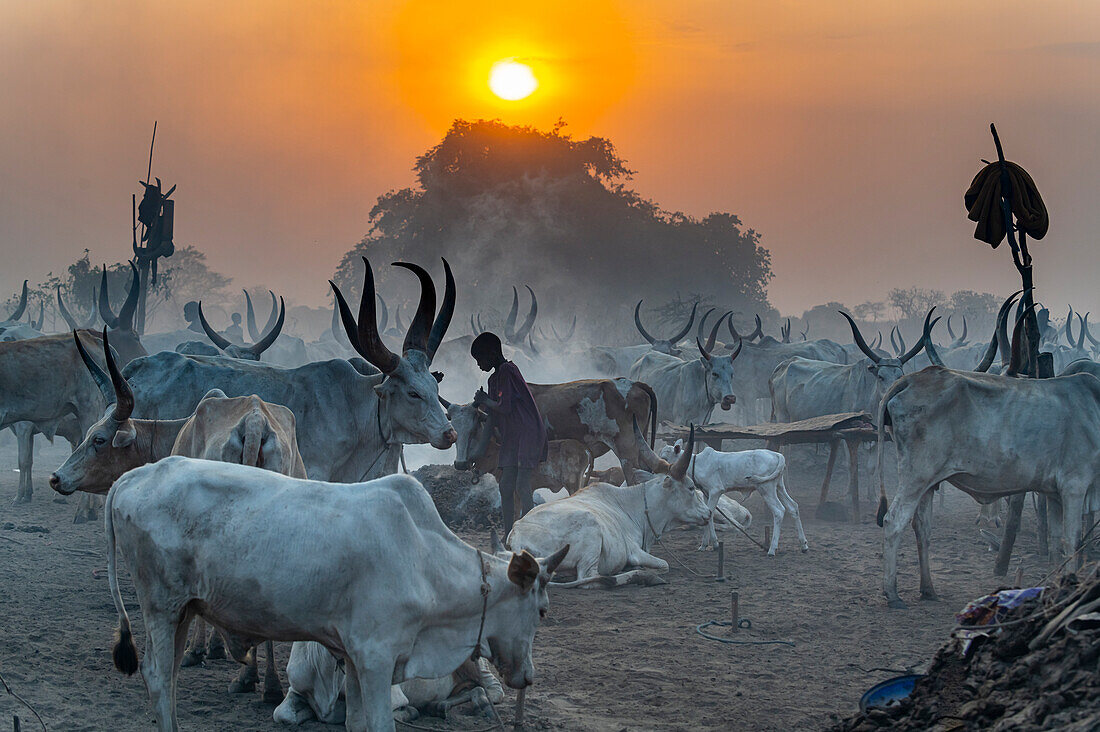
[
  {"x1": 412, "y1": 464, "x2": 501, "y2": 531},
  {"x1": 831, "y1": 563, "x2": 1100, "y2": 732}
]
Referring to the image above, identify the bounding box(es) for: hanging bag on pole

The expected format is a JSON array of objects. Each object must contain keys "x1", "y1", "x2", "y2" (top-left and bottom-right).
[{"x1": 964, "y1": 161, "x2": 1048, "y2": 248}]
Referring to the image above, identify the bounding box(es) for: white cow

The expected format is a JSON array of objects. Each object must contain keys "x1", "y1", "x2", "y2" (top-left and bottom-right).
[
  {"x1": 508, "y1": 427, "x2": 710, "y2": 588},
  {"x1": 106, "y1": 458, "x2": 568, "y2": 732},
  {"x1": 660, "y1": 441, "x2": 805, "y2": 555}
]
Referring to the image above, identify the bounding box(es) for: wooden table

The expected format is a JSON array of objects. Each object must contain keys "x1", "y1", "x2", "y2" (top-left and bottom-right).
[{"x1": 658, "y1": 413, "x2": 882, "y2": 524}]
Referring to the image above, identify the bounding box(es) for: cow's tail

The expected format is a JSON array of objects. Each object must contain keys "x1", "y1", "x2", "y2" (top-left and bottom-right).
[
  {"x1": 106, "y1": 485, "x2": 139, "y2": 675},
  {"x1": 635, "y1": 381, "x2": 659, "y2": 448},
  {"x1": 875, "y1": 379, "x2": 907, "y2": 527},
  {"x1": 550, "y1": 569, "x2": 664, "y2": 589},
  {"x1": 239, "y1": 410, "x2": 266, "y2": 467}
]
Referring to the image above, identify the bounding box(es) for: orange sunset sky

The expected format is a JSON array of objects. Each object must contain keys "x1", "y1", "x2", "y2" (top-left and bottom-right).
[{"x1": 1, "y1": 1, "x2": 1098, "y2": 315}]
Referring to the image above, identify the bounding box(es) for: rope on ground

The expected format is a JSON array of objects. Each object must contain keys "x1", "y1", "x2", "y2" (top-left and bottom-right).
[
  {"x1": 0, "y1": 671, "x2": 46, "y2": 732},
  {"x1": 715, "y1": 504, "x2": 767, "y2": 552},
  {"x1": 394, "y1": 703, "x2": 504, "y2": 732},
  {"x1": 695, "y1": 620, "x2": 795, "y2": 647}
]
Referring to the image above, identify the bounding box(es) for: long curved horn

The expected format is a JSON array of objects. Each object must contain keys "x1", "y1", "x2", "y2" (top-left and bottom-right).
[
  {"x1": 872, "y1": 331, "x2": 882, "y2": 351},
  {"x1": 726, "y1": 315, "x2": 742, "y2": 343},
  {"x1": 528, "y1": 334, "x2": 540, "y2": 356},
  {"x1": 259, "y1": 290, "x2": 279, "y2": 339},
  {"x1": 889, "y1": 326, "x2": 900, "y2": 356},
  {"x1": 99, "y1": 266, "x2": 118, "y2": 328},
  {"x1": 946, "y1": 314, "x2": 956, "y2": 340},
  {"x1": 247, "y1": 297, "x2": 285, "y2": 357},
  {"x1": 839, "y1": 311, "x2": 881, "y2": 364},
  {"x1": 511, "y1": 285, "x2": 538, "y2": 343},
  {"x1": 330, "y1": 298, "x2": 346, "y2": 344},
  {"x1": 58, "y1": 287, "x2": 80, "y2": 330},
  {"x1": 116, "y1": 261, "x2": 140, "y2": 331},
  {"x1": 669, "y1": 424, "x2": 695, "y2": 481},
  {"x1": 667, "y1": 302, "x2": 699, "y2": 346},
  {"x1": 101, "y1": 328, "x2": 134, "y2": 421},
  {"x1": 704, "y1": 311, "x2": 731, "y2": 353},
  {"x1": 974, "y1": 328, "x2": 998, "y2": 372},
  {"x1": 470, "y1": 314, "x2": 481, "y2": 336},
  {"x1": 1064, "y1": 306, "x2": 1076, "y2": 347},
  {"x1": 5, "y1": 280, "x2": 28, "y2": 322},
  {"x1": 393, "y1": 261, "x2": 437, "y2": 356},
  {"x1": 728, "y1": 335, "x2": 743, "y2": 362},
  {"x1": 244, "y1": 290, "x2": 260, "y2": 341},
  {"x1": 1006, "y1": 305, "x2": 1037, "y2": 377},
  {"x1": 899, "y1": 314, "x2": 927, "y2": 365},
  {"x1": 197, "y1": 303, "x2": 234, "y2": 351},
  {"x1": 696, "y1": 337, "x2": 711, "y2": 361},
  {"x1": 425, "y1": 258, "x2": 455, "y2": 361},
  {"x1": 634, "y1": 300, "x2": 656, "y2": 344},
  {"x1": 31, "y1": 300, "x2": 44, "y2": 330},
  {"x1": 1083, "y1": 313, "x2": 1099, "y2": 347},
  {"x1": 958, "y1": 316, "x2": 967, "y2": 344},
  {"x1": 998, "y1": 291, "x2": 1025, "y2": 367},
  {"x1": 696, "y1": 308, "x2": 716, "y2": 345},
  {"x1": 747, "y1": 314, "x2": 763, "y2": 342},
  {"x1": 1076, "y1": 313, "x2": 1087, "y2": 350},
  {"x1": 84, "y1": 287, "x2": 99, "y2": 328},
  {"x1": 801, "y1": 323, "x2": 810, "y2": 341},
  {"x1": 563, "y1": 314, "x2": 576, "y2": 341},
  {"x1": 895, "y1": 327, "x2": 907, "y2": 355},
  {"x1": 375, "y1": 294, "x2": 389, "y2": 334},
  {"x1": 922, "y1": 309, "x2": 944, "y2": 367},
  {"x1": 505, "y1": 286, "x2": 520, "y2": 340},
  {"x1": 394, "y1": 305, "x2": 405, "y2": 334},
  {"x1": 330, "y1": 258, "x2": 399, "y2": 373},
  {"x1": 73, "y1": 330, "x2": 114, "y2": 405}
]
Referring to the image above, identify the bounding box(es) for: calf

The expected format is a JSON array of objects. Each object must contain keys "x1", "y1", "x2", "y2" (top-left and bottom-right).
[
  {"x1": 105, "y1": 458, "x2": 567, "y2": 732},
  {"x1": 509, "y1": 427, "x2": 710, "y2": 588},
  {"x1": 662, "y1": 441, "x2": 806, "y2": 556}
]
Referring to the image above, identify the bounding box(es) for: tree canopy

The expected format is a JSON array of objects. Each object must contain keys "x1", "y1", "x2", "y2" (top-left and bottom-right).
[{"x1": 335, "y1": 119, "x2": 772, "y2": 341}]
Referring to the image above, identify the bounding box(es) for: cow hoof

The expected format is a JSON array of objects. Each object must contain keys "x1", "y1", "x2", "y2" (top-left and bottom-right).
[
  {"x1": 800, "y1": 544, "x2": 809, "y2": 554},
  {"x1": 72, "y1": 511, "x2": 89, "y2": 525},
  {"x1": 766, "y1": 550, "x2": 777, "y2": 557},
  {"x1": 920, "y1": 592, "x2": 941, "y2": 603},
  {"x1": 396, "y1": 705, "x2": 421, "y2": 722},
  {"x1": 228, "y1": 677, "x2": 256, "y2": 694},
  {"x1": 696, "y1": 544, "x2": 713, "y2": 552},
  {"x1": 180, "y1": 650, "x2": 205, "y2": 668},
  {"x1": 887, "y1": 598, "x2": 909, "y2": 610}
]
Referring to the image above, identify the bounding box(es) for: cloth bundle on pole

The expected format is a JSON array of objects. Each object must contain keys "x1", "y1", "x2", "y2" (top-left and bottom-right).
[{"x1": 964, "y1": 160, "x2": 1048, "y2": 248}]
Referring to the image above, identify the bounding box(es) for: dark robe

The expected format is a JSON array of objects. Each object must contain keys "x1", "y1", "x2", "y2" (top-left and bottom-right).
[{"x1": 488, "y1": 361, "x2": 548, "y2": 469}]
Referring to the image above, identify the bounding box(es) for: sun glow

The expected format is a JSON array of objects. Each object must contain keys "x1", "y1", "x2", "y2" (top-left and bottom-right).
[{"x1": 489, "y1": 60, "x2": 538, "y2": 100}]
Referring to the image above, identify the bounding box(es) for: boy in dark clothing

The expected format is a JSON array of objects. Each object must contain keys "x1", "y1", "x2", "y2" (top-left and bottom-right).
[{"x1": 471, "y1": 332, "x2": 548, "y2": 536}]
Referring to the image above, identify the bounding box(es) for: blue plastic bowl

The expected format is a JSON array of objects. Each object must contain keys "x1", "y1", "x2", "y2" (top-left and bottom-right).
[{"x1": 859, "y1": 674, "x2": 924, "y2": 713}]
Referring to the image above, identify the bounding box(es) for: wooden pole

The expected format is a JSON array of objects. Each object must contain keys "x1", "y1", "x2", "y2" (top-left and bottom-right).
[
  {"x1": 817, "y1": 439, "x2": 839, "y2": 510},
  {"x1": 513, "y1": 687, "x2": 527, "y2": 731},
  {"x1": 715, "y1": 541, "x2": 726, "y2": 582},
  {"x1": 846, "y1": 439, "x2": 860, "y2": 524},
  {"x1": 730, "y1": 591, "x2": 740, "y2": 633}
]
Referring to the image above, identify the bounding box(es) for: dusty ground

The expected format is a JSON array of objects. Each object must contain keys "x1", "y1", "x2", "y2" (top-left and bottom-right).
[{"x1": 0, "y1": 439, "x2": 1054, "y2": 731}]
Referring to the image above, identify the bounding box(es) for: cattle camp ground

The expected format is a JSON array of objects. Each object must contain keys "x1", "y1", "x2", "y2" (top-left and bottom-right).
[{"x1": 0, "y1": 434, "x2": 1085, "y2": 731}]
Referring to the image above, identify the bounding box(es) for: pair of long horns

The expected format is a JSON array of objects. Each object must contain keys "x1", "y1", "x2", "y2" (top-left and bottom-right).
[
  {"x1": 330, "y1": 257, "x2": 455, "y2": 373},
  {"x1": 99, "y1": 262, "x2": 141, "y2": 331},
  {"x1": 375, "y1": 294, "x2": 406, "y2": 335},
  {"x1": 780, "y1": 319, "x2": 791, "y2": 343},
  {"x1": 57, "y1": 286, "x2": 99, "y2": 330},
  {"x1": 726, "y1": 314, "x2": 763, "y2": 343},
  {"x1": 198, "y1": 298, "x2": 286, "y2": 358},
  {"x1": 697, "y1": 311, "x2": 734, "y2": 360},
  {"x1": 244, "y1": 290, "x2": 280, "y2": 342},
  {"x1": 946, "y1": 314, "x2": 968, "y2": 346},
  {"x1": 636, "y1": 300, "x2": 697, "y2": 346},
  {"x1": 1005, "y1": 304, "x2": 1040, "y2": 377},
  {"x1": 843, "y1": 311, "x2": 923, "y2": 365},
  {"x1": 73, "y1": 327, "x2": 135, "y2": 423},
  {"x1": 505, "y1": 286, "x2": 538, "y2": 344},
  {"x1": 1064, "y1": 306, "x2": 1098, "y2": 350},
  {"x1": 4, "y1": 280, "x2": 28, "y2": 322},
  {"x1": 550, "y1": 316, "x2": 576, "y2": 343},
  {"x1": 889, "y1": 326, "x2": 906, "y2": 357}
]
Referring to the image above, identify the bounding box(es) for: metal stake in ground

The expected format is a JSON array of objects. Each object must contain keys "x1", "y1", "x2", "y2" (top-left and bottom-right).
[{"x1": 514, "y1": 687, "x2": 527, "y2": 731}]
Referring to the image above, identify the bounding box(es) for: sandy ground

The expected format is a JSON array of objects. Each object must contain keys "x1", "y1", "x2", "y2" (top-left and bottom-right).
[{"x1": 0, "y1": 439, "x2": 1054, "y2": 731}]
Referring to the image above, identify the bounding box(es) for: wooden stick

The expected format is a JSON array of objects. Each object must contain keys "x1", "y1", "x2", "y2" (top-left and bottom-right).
[
  {"x1": 730, "y1": 591, "x2": 740, "y2": 633},
  {"x1": 146, "y1": 120, "x2": 157, "y2": 184},
  {"x1": 716, "y1": 541, "x2": 725, "y2": 582},
  {"x1": 513, "y1": 687, "x2": 527, "y2": 731}
]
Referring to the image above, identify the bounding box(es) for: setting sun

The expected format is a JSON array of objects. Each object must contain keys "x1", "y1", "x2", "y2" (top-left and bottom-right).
[{"x1": 488, "y1": 59, "x2": 538, "y2": 100}]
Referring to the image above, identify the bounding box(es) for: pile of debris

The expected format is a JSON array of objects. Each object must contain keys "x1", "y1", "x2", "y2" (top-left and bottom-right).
[
  {"x1": 412, "y1": 464, "x2": 501, "y2": 531},
  {"x1": 831, "y1": 563, "x2": 1100, "y2": 731}
]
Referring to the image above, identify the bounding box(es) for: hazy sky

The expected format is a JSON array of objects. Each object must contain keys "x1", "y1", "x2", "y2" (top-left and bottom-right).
[{"x1": 2, "y1": 1, "x2": 1098, "y2": 316}]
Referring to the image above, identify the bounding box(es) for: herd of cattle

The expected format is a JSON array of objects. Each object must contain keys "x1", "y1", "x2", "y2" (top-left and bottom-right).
[{"x1": 2, "y1": 258, "x2": 1099, "y2": 730}]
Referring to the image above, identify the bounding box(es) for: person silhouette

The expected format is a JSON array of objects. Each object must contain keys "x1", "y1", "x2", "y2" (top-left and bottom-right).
[
  {"x1": 183, "y1": 301, "x2": 204, "y2": 334},
  {"x1": 224, "y1": 312, "x2": 244, "y2": 343}
]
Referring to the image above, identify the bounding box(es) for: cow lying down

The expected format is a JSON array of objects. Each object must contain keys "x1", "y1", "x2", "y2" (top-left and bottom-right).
[
  {"x1": 661, "y1": 441, "x2": 806, "y2": 555},
  {"x1": 273, "y1": 642, "x2": 504, "y2": 725},
  {"x1": 509, "y1": 427, "x2": 710, "y2": 588}
]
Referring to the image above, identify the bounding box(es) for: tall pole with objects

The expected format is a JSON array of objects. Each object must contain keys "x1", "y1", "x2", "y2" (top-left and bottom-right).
[
  {"x1": 963, "y1": 124, "x2": 1050, "y2": 575},
  {"x1": 132, "y1": 121, "x2": 176, "y2": 335}
]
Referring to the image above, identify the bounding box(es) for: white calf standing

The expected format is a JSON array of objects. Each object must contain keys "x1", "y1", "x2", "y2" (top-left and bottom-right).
[{"x1": 663, "y1": 441, "x2": 807, "y2": 556}]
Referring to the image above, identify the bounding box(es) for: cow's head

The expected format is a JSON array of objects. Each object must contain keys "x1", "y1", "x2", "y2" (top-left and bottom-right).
[
  {"x1": 698, "y1": 314, "x2": 741, "y2": 411},
  {"x1": 196, "y1": 296, "x2": 285, "y2": 361},
  {"x1": 331, "y1": 258, "x2": 457, "y2": 450},
  {"x1": 655, "y1": 425, "x2": 711, "y2": 527},
  {"x1": 841, "y1": 310, "x2": 926, "y2": 393},
  {"x1": 443, "y1": 400, "x2": 493, "y2": 471},
  {"x1": 50, "y1": 329, "x2": 142, "y2": 495},
  {"x1": 97, "y1": 261, "x2": 147, "y2": 364},
  {"x1": 634, "y1": 299, "x2": 697, "y2": 357},
  {"x1": 485, "y1": 543, "x2": 569, "y2": 689}
]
